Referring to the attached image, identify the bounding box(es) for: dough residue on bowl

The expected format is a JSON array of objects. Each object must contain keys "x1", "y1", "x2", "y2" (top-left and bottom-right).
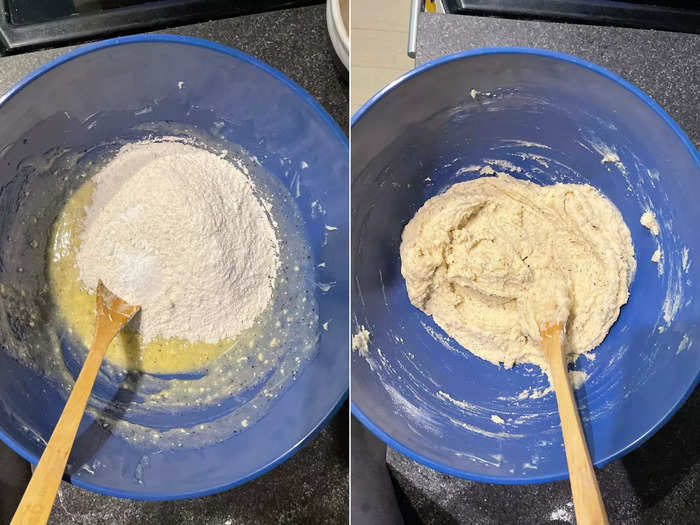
[
  {"x1": 352, "y1": 325, "x2": 371, "y2": 357},
  {"x1": 400, "y1": 173, "x2": 636, "y2": 371},
  {"x1": 640, "y1": 209, "x2": 660, "y2": 236}
]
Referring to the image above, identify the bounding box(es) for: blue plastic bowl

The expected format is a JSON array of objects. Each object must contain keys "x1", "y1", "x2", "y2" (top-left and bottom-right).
[
  {"x1": 351, "y1": 48, "x2": 700, "y2": 483},
  {"x1": 0, "y1": 35, "x2": 348, "y2": 499}
]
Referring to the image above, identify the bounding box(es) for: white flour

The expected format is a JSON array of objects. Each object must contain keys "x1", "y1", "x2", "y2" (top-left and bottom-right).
[{"x1": 76, "y1": 140, "x2": 279, "y2": 343}]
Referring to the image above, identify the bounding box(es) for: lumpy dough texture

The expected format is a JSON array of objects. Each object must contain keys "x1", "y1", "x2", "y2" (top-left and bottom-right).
[{"x1": 400, "y1": 173, "x2": 636, "y2": 371}]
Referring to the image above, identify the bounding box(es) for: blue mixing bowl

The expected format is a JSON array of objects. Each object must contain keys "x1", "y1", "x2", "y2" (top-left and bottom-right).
[
  {"x1": 351, "y1": 48, "x2": 700, "y2": 483},
  {"x1": 0, "y1": 35, "x2": 348, "y2": 499}
]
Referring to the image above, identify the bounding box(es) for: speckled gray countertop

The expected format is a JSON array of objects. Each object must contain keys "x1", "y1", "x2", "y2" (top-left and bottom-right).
[
  {"x1": 416, "y1": 13, "x2": 700, "y2": 151},
  {"x1": 0, "y1": 6, "x2": 348, "y2": 130},
  {"x1": 377, "y1": 13, "x2": 699, "y2": 525},
  {"x1": 0, "y1": 5, "x2": 348, "y2": 525}
]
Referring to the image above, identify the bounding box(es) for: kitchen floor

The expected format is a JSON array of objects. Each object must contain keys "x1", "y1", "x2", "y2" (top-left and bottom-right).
[{"x1": 350, "y1": 0, "x2": 415, "y2": 114}]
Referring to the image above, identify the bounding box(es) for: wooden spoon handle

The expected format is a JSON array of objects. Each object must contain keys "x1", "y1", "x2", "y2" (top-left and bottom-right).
[
  {"x1": 11, "y1": 336, "x2": 111, "y2": 525},
  {"x1": 543, "y1": 329, "x2": 609, "y2": 525}
]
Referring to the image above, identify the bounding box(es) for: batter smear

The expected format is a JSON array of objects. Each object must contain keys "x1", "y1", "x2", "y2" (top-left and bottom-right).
[{"x1": 400, "y1": 173, "x2": 636, "y2": 371}]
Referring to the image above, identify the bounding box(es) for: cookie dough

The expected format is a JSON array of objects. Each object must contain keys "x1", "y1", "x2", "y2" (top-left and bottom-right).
[
  {"x1": 640, "y1": 210, "x2": 659, "y2": 236},
  {"x1": 352, "y1": 325, "x2": 371, "y2": 357},
  {"x1": 400, "y1": 173, "x2": 636, "y2": 370}
]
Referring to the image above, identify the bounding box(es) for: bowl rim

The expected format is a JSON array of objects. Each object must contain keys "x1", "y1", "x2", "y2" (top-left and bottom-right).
[
  {"x1": 0, "y1": 33, "x2": 348, "y2": 501},
  {"x1": 350, "y1": 46, "x2": 700, "y2": 485}
]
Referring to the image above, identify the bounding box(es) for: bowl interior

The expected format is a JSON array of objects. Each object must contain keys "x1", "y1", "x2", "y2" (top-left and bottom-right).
[
  {"x1": 0, "y1": 37, "x2": 348, "y2": 498},
  {"x1": 351, "y1": 51, "x2": 700, "y2": 482}
]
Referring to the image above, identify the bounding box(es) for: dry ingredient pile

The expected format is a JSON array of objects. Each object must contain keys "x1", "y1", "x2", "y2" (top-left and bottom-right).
[
  {"x1": 44, "y1": 137, "x2": 319, "y2": 449},
  {"x1": 77, "y1": 141, "x2": 278, "y2": 346},
  {"x1": 50, "y1": 140, "x2": 282, "y2": 373},
  {"x1": 400, "y1": 173, "x2": 636, "y2": 372}
]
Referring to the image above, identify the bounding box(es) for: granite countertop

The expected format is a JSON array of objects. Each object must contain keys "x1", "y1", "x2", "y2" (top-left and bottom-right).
[
  {"x1": 0, "y1": 5, "x2": 348, "y2": 525},
  {"x1": 377, "y1": 13, "x2": 699, "y2": 525},
  {"x1": 0, "y1": 6, "x2": 348, "y2": 131},
  {"x1": 416, "y1": 13, "x2": 700, "y2": 151}
]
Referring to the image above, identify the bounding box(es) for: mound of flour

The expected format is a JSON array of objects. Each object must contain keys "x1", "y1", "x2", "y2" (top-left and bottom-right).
[{"x1": 76, "y1": 140, "x2": 279, "y2": 343}]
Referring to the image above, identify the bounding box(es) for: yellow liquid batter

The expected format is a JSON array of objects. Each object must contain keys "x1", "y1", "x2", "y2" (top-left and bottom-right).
[{"x1": 48, "y1": 181, "x2": 233, "y2": 374}]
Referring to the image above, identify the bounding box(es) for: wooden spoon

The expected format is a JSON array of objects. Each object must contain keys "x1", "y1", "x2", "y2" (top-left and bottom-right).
[
  {"x1": 11, "y1": 281, "x2": 140, "y2": 525},
  {"x1": 541, "y1": 322, "x2": 609, "y2": 525}
]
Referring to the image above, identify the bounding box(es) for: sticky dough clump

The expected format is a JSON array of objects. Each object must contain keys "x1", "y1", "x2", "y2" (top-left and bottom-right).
[{"x1": 400, "y1": 173, "x2": 636, "y2": 371}]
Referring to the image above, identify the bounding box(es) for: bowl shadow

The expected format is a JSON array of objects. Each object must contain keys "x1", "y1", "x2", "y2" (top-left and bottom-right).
[
  {"x1": 66, "y1": 311, "x2": 144, "y2": 478},
  {"x1": 620, "y1": 385, "x2": 699, "y2": 508}
]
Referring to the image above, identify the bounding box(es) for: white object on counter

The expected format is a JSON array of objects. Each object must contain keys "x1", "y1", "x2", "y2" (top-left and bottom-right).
[{"x1": 327, "y1": 0, "x2": 349, "y2": 69}]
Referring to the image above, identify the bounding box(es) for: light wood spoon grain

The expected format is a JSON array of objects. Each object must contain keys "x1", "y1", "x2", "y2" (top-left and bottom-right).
[
  {"x1": 11, "y1": 281, "x2": 140, "y2": 525},
  {"x1": 541, "y1": 322, "x2": 609, "y2": 525}
]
